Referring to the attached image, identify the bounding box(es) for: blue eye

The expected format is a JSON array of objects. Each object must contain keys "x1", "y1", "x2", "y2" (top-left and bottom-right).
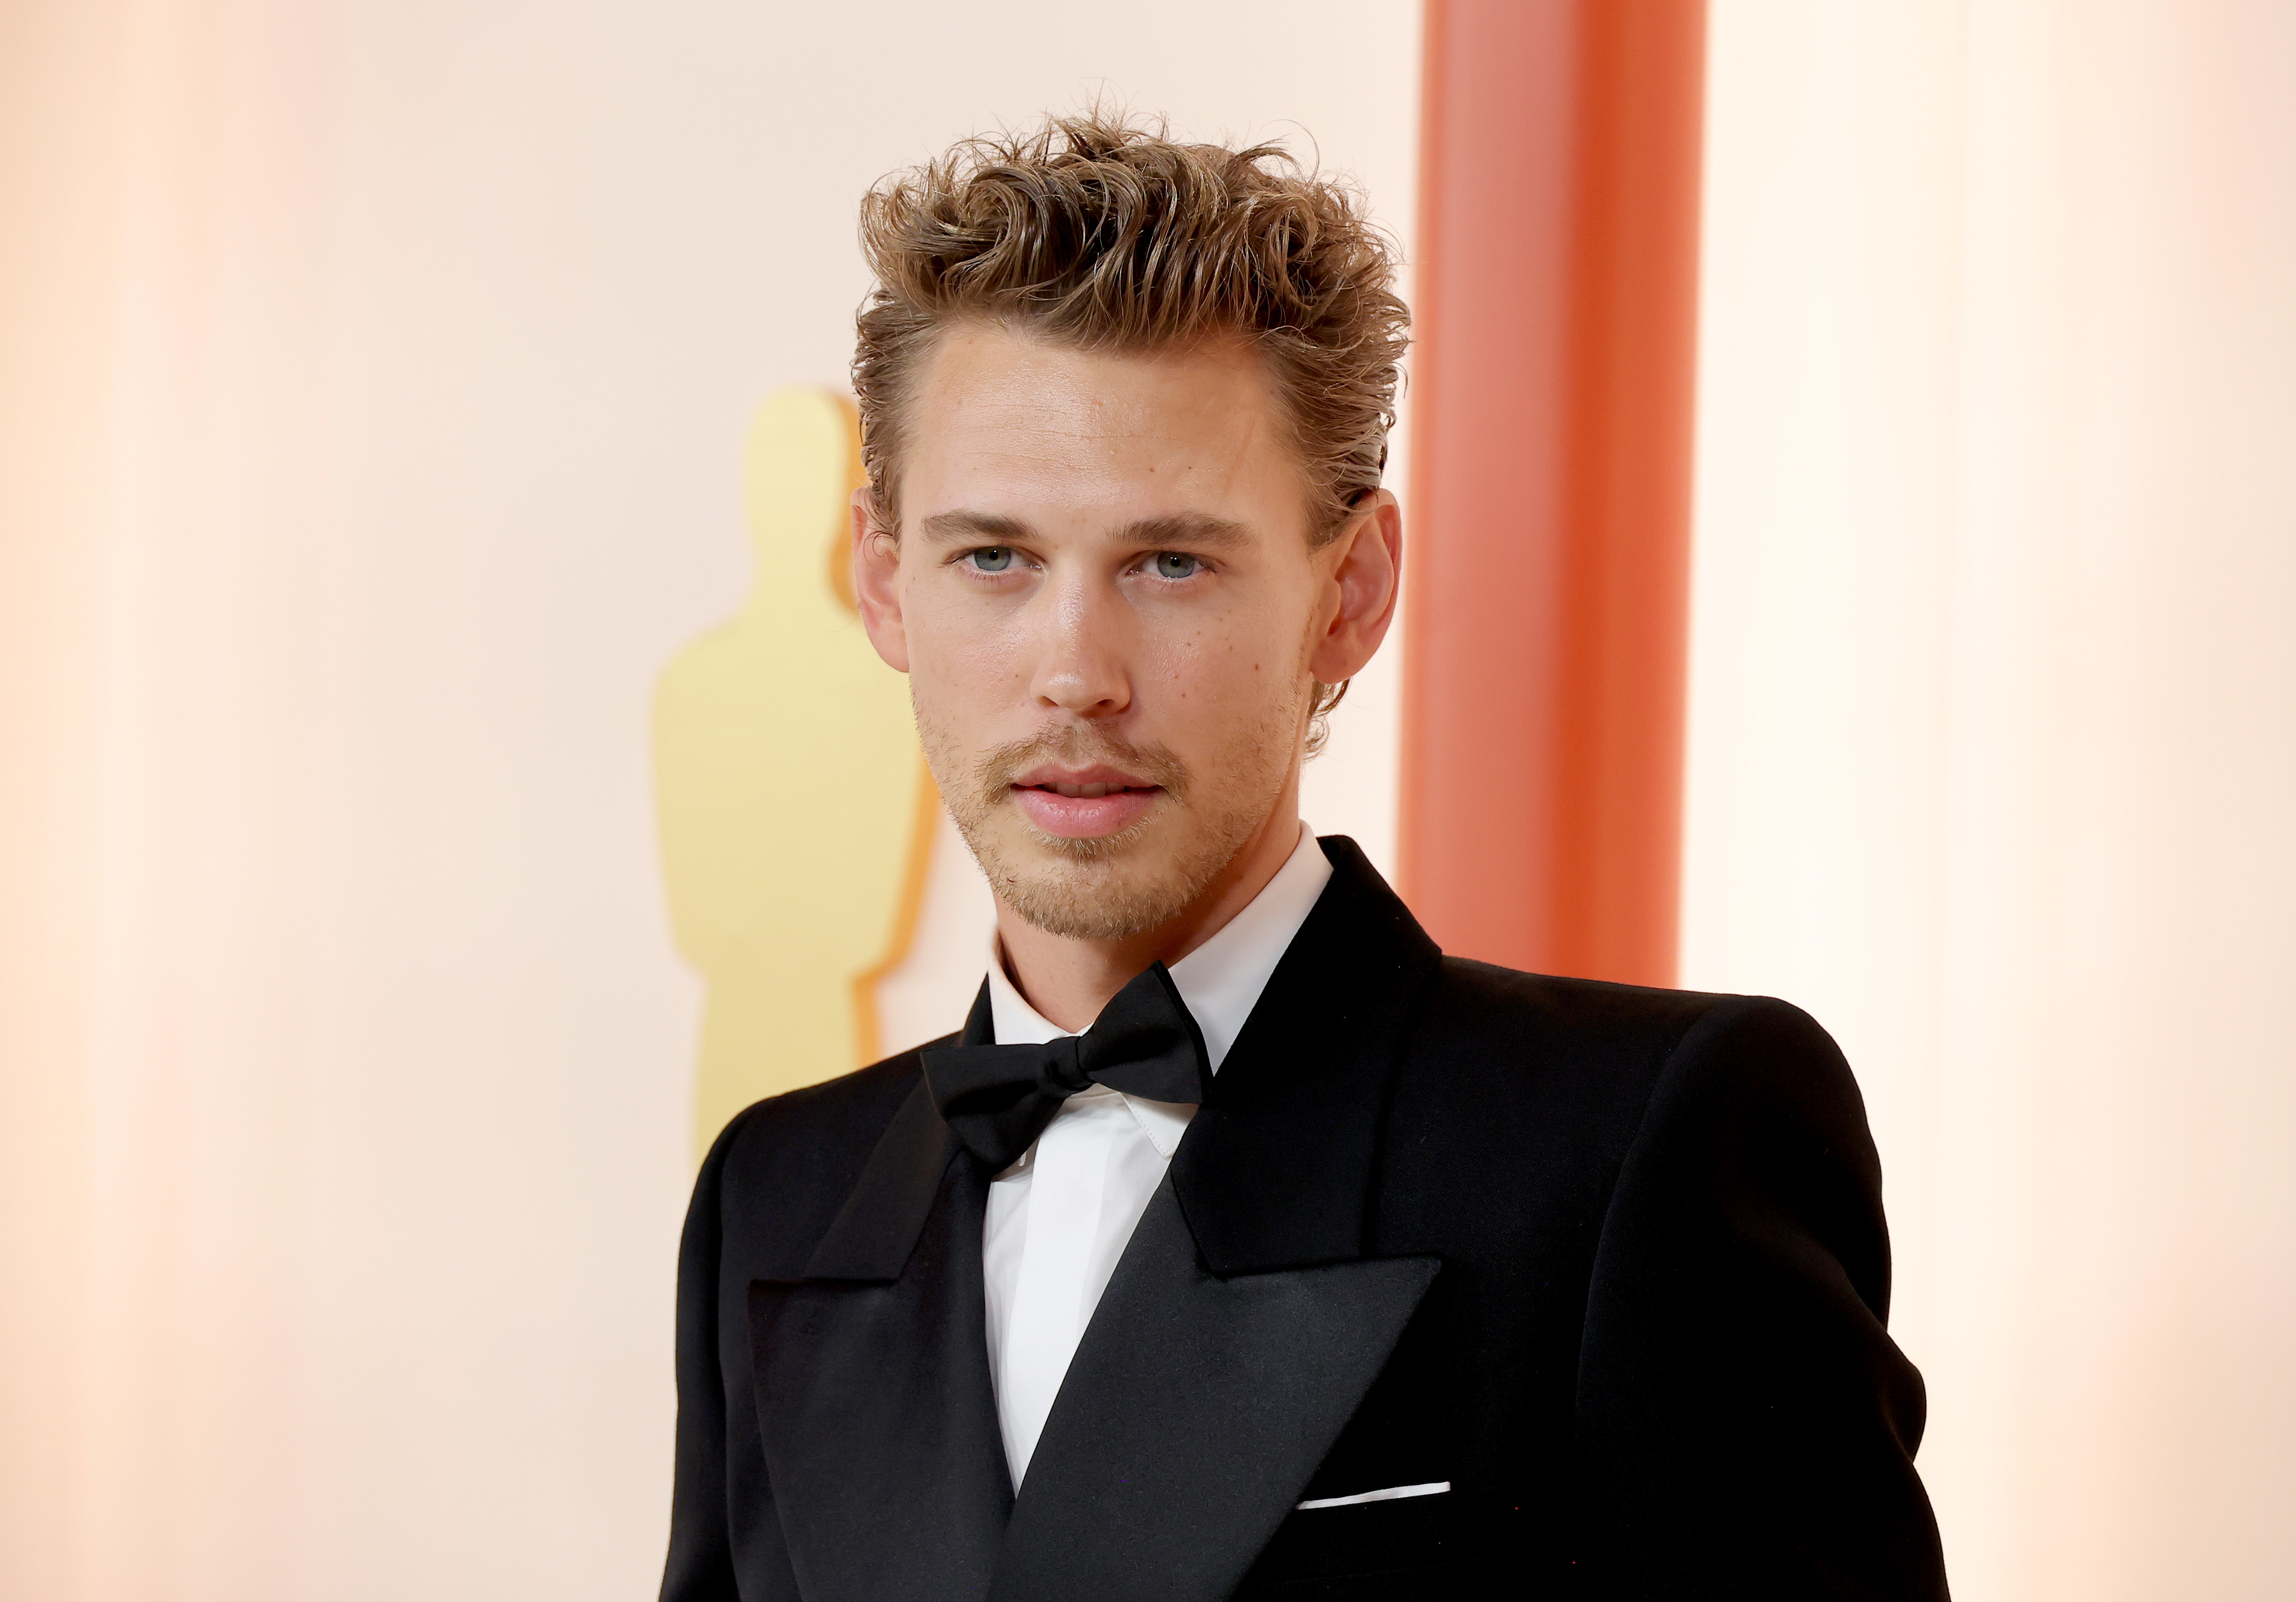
[
  {"x1": 967, "y1": 547, "x2": 1014, "y2": 573},
  {"x1": 1151, "y1": 552, "x2": 1200, "y2": 580}
]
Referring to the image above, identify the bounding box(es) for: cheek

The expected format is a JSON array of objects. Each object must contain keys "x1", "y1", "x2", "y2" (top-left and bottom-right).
[
  {"x1": 898, "y1": 586, "x2": 1029, "y2": 712},
  {"x1": 1145, "y1": 605, "x2": 1308, "y2": 727}
]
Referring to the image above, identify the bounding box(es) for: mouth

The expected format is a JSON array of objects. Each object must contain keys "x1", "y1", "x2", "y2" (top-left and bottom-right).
[{"x1": 1009, "y1": 765, "x2": 1165, "y2": 839}]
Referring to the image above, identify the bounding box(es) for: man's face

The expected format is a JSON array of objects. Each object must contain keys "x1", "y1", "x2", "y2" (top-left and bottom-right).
[{"x1": 855, "y1": 323, "x2": 1336, "y2": 941}]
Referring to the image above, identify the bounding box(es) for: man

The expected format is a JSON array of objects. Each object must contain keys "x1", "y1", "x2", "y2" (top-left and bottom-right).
[{"x1": 662, "y1": 113, "x2": 1947, "y2": 1601}]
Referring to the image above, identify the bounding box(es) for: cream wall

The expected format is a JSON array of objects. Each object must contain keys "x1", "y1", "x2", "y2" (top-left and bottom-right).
[
  {"x1": 0, "y1": 4, "x2": 1418, "y2": 1598},
  {"x1": 1683, "y1": 4, "x2": 2296, "y2": 1598}
]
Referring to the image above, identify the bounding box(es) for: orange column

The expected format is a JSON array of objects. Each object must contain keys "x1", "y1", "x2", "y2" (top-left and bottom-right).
[{"x1": 1401, "y1": 0, "x2": 1707, "y2": 986}]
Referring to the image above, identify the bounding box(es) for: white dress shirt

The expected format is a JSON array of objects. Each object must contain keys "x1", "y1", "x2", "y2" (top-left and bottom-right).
[{"x1": 979, "y1": 823, "x2": 1333, "y2": 1489}]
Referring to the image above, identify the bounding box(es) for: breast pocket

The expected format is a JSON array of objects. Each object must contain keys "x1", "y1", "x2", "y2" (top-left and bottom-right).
[{"x1": 1234, "y1": 1483, "x2": 1453, "y2": 1597}]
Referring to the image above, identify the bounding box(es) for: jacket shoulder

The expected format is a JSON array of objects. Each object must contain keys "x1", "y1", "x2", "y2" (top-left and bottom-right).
[
  {"x1": 1414, "y1": 957, "x2": 1777, "y2": 1084},
  {"x1": 712, "y1": 1045, "x2": 929, "y2": 1155},
  {"x1": 700, "y1": 1039, "x2": 950, "y2": 1272},
  {"x1": 1424, "y1": 956, "x2": 1840, "y2": 1066},
  {"x1": 1399, "y1": 958, "x2": 1850, "y2": 1158}
]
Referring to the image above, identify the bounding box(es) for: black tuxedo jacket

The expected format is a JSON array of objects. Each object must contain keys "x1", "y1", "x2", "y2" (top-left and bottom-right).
[{"x1": 661, "y1": 838, "x2": 1947, "y2": 1600}]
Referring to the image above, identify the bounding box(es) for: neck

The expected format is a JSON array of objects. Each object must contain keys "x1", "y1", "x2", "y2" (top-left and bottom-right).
[{"x1": 995, "y1": 778, "x2": 1303, "y2": 1033}]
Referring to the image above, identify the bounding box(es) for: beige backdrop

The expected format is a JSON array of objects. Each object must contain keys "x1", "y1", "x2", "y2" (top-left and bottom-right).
[
  {"x1": 1684, "y1": 4, "x2": 2296, "y2": 1599},
  {"x1": 0, "y1": 4, "x2": 1420, "y2": 1599}
]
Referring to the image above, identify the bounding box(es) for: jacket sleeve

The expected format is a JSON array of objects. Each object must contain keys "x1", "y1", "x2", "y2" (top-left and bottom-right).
[
  {"x1": 1573, "y1": 995, "x2": 1949, "y2": 1601},
  {"x1": 659, "y1": 1112, "x2": 747, "y2": 1602}
]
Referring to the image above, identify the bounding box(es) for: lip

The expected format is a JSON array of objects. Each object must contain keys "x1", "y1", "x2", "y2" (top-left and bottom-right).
[
  {"x1": 1009, "y1": 765, "x2": 1163, "y2": 840},
  {"x1": 1011, "y1": 763, "x2": 1154, "y2": 792}
]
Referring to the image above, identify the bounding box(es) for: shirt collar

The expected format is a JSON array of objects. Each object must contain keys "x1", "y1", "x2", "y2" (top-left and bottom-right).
[{"x1": 984, "y1": 822, "x2": 1333, "y2": 1075}]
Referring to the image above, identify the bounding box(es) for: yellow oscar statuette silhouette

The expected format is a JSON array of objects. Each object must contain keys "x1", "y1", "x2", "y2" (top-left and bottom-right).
[{"x1": 653, "y1": 388, "x2": 938, "y2": 1159}]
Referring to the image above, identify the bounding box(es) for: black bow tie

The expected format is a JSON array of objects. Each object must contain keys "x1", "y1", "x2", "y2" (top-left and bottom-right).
[{"x1": 921, "y1": 960, "x2": 1211, "y2": 1174}]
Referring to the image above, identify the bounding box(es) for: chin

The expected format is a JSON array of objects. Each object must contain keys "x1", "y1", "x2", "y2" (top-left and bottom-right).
[{"x1": 972, "y1": 808, "x2": 1235, "y2": 943}]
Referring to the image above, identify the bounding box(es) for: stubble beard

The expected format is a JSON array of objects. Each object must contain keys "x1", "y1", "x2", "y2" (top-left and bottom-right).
[{"x1": 920, "y1": 690, "x2": 1306, "y2": 943}]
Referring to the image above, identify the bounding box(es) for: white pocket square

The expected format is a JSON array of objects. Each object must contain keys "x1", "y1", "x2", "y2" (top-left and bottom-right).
[{"x1": 1295, "y1": 1481, "x2": 1450, "y2": 1510}]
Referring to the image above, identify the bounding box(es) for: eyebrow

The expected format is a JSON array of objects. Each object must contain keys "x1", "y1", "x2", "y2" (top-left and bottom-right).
[
  {"x1": 913, "y1": 509, "x2": 1253, "y2": 551},
  {"x1": 916, "y1": 510, "x2": 1032, "y2": 545},
  {"x1": 1110, "y1": 513, "x2": 1252, "y2": 552}
]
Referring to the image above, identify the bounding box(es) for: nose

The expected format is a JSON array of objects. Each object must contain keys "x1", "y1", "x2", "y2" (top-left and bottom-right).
[{"x1": 1026, "y1": 566, "x2": 1132, "y2": 719}]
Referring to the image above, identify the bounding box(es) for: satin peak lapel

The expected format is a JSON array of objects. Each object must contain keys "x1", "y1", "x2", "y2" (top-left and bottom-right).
[
  {"x1": 1172, "y1": 836, "x2": 1443, "y2": 1276},
  {"x1": 991, "y1": 1181, "x2": 1440, "y2": 1602},
  {"x1": 747, "y1": 1074, "x2": 1012, "y2": 1602}
]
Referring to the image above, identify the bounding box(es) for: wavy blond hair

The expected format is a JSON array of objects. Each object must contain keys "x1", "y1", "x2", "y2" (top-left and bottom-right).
[{"x1": 850, "y1": 110, "x2": 1408, "y2": 746}]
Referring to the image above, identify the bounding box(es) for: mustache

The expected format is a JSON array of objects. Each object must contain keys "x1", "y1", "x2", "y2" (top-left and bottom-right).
[{"x1": 973, "y1": 727, "x2": 1192, "y2": 806}]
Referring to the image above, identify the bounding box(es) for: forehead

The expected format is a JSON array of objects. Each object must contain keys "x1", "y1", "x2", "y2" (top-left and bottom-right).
[{"x1": 900, "y1": 323, "x2": 1308, "y2": 533}]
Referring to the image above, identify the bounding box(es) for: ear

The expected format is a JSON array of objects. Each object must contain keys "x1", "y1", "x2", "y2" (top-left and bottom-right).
[
  {"x1": 1308, "y1": 490, "x2": 1402, "y2": 685},
  {"x1": 852, "y1": 488, "x2": 910, "y2": 673}
]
